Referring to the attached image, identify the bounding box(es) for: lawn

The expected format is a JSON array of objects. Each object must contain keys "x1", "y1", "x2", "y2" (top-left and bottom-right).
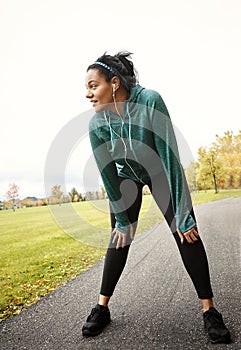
[{"x1": 1, "y1": 189, "x2": 241, "y2": 322}]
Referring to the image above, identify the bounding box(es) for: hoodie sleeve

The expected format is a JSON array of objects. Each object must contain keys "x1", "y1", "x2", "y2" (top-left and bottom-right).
[
  {"x1": 147, "y1": 91, "x2": 197, "y2": 233},
  {"x1": 89, "y1": 119, "x2": 131, "y2": 234}
]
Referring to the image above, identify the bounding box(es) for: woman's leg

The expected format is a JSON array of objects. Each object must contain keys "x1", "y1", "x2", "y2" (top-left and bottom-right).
[
  {"x1": 149, "y1": 174, "x2": 214, "y2": 301},
  {"x1": 99, "y1": 178, "x2": 144, "y2": 305},
  {"x1": 148, "y1": 174, "x2": 232, "y2": 344},
  {"x1": 172, "y1": 232, "x2": 213, "y2": 300}
]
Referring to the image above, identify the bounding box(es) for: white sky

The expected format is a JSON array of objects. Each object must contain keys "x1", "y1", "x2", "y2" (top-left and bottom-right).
[{"x1": 1, "y1": 0, "x2": 241, "y2": 199}]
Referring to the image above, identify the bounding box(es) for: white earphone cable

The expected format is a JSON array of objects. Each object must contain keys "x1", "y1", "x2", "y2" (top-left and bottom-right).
[{"x1": 103, "y1": 92, "x2": 144, "y2": 184}]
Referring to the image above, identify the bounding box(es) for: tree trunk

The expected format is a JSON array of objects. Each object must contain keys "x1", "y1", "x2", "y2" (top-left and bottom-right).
[{"x1": 213, "y1": 173, "x2": 218, "y2": 193}]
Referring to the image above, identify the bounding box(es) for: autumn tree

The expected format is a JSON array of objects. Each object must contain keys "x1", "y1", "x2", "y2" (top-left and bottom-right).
[
  {"x1": 196, "y1": 147, "x2": 223, "y2": 193},
  {"x1": 51, "y1": 185, "x2": 63, "y2": 205},
  {"x1": 213, "y1": 131, "x2": 241, "y2": 188},
  {"x1": 196, "y1": 130, "x2": 241, "y2": 191},
  {"x1": 6, "y1": 183, "x2": 19, "y2": 211},
  {"x1": 185, "y1": 161, "x2": 197, "y2": 192},
  {"x1": 207, "y1": 148, "x2": 221, "y2": 193},
  {"x1": 68, "y1": 187, "x2": 82, "y2": 202},
  {"x1": 234, "y1": 131, "x2": 241, "y2": 186},
  {"x1": 100, "y1": 185, "x2": 106, "y2": 199}
]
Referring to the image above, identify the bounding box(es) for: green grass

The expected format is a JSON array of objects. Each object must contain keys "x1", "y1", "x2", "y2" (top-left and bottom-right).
[
  {"x1": 0, "y1": 205, "x2": 106, "y2": 322},
  {"x1": 191, "y1": 188, "x2": 241, "y2": 205},
  {"x1": 1, "y1": 189, "x2": 241, "y2": 322}
]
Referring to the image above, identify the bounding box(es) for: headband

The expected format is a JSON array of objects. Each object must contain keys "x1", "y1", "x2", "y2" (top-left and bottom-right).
[{"x1": 94, "y1": 61, "x2": 120, "y2": 76}]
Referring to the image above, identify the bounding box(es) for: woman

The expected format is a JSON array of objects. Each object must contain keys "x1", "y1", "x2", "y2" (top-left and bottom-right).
[{"x1": 82, "y1": 51, "x2": 231, "y2": 344}]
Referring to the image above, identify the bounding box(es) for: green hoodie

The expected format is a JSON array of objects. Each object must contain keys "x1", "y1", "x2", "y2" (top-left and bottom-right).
[{"x1": 89, "y1": 84, "x2": 196, "y2": 235}]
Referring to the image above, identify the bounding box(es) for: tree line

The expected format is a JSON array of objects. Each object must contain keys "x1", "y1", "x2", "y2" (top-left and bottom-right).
[
  {"x1": 2, "y1": 130, "x2": 240, "y2": 210},
  {"x1": 48, "y1": 185, "x2": 107, "y2": 205},
  {"x1": 0, "y1": 184, "x2": 107, "y2": 209}
]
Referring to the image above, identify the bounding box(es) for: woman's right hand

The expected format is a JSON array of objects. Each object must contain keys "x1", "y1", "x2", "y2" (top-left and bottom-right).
[
  {"x1": 177, "y1": 226, "x2": 199, "y2": 244},
  {"x1": 112, "y1": 224, "x2": 134, "y2": 249}
]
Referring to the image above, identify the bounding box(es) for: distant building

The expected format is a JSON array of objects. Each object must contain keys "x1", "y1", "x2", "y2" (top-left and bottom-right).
[{"x1": 19, "y1": 197, "x2": 42, "y2": 207}]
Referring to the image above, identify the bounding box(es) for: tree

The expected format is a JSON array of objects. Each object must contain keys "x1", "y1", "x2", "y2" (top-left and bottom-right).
[
  {"x1": 6, "y1": 183, "x2": 19, "y2": 211},
  {"x1": 100, "y1": 185, "x2": 106, "y2": 199},
  {"x1": 68, "y1": 187, "x2": 82, "y2": 202},
  {"x1": 196, "y1": 147, "x2": 223, "y2": 193},
  {"x1": 207, "y1": 148, "x2": 220, "y2": 193},
  {"x1": 51, "y1": 185, "x2": 63, "y2": 205},
  {"x1": 195, "y1": 130, "x2": 241, "y2": 191},
  {"x1": 185, "y1": 161, "x2": 197, "y2": 192},
  {"x1": 234, "y1": 131, "x2": 241, "y2": 186},
  {"x1": 197, "y1": 147, "x2": 211, "y2": 191},
  {"x1": 213, "y1": 131, "x2": 241, "y2": 188}
]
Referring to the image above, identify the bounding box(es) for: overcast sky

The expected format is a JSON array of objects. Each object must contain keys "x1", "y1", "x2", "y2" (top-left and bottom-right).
[{"x1": 1, "y1": 0, "x2": 241, "y2": 199}]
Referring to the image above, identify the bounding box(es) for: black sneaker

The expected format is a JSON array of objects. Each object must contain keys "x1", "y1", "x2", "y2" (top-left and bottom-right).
[
  {"x1": 203, "y1": 307, "x2": 231, "y2": 344},
  {"x1": 82, "y1": 304, "x2": 111, "y2": 336}
]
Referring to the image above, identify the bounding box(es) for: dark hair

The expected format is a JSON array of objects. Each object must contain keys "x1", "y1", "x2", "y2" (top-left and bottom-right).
[{"x1": 87, "y1": 51, "x2": 138, "y2": 92}]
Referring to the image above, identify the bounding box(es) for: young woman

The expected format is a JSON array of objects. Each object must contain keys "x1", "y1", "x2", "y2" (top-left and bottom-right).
[{"x1": 82, "y1": 51, "x2": 231, "y2": 344}]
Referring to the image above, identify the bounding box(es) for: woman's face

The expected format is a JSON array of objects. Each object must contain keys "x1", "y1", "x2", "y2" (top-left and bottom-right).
[{"x1": 85, "y1": 69, "x2": 113, "y2": 112}]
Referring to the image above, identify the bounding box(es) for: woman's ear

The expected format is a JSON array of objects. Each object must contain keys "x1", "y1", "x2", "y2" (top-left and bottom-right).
[{"x1": 111, "y1": 77, "x2": 120, "y2": 91}]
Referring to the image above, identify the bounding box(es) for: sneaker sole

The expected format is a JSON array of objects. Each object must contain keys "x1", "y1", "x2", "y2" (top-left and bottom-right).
[
  {"x1": 210, "y1": 335, "x2": 231, "y2": 344},
  {"x1": 82, "y1": 320, "x2": 111, "y2": 337},
  {"x1": 82, "y1": 328, "x2": 103, "y2": 337},
  {"x1": 204, "y1": 324, "x2": 231, "y2": 344}
]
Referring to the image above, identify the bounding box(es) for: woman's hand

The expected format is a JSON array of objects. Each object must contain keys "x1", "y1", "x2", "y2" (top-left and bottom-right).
[
  {"x1": 112, "y1": 224, "x2": 134, "y2": 249},
  {"x1": 177, "y1": 226, "x2": 199, "y2": 244}
]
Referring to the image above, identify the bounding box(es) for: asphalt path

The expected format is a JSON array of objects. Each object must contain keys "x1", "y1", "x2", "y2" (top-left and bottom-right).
[{"x1": 0, "y1": 197, "x2": 240, "y2": 350}]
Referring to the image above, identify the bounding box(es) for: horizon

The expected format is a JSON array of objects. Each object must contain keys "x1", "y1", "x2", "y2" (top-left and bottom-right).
[{"x1": 1, "y1": 126, "x2": 240, "y2": 202}]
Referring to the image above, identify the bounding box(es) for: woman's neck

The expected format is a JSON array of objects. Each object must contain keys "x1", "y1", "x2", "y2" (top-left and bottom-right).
[{"x1": 110, "y1": 87, "x2": 130, "y2": 115}]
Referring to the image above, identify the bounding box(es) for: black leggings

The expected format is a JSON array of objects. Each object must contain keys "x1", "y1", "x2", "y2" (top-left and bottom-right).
[{"x1": 100, "y1": 176, "x2": 213, "y2": 300}]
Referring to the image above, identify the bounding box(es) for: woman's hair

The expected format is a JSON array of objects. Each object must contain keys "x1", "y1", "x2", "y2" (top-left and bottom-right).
[{"x1": 87, "y1": 51, "x2": 138, "y2": 92}]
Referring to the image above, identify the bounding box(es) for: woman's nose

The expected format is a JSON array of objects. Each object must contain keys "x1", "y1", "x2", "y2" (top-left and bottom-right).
[{"x1": 86, "y1": 90, "x2": 93, "y2": 99}]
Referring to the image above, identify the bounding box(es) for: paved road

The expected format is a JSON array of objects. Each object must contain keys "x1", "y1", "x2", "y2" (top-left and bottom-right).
[{"x1": 0, "y1": 197, "x2": 241, "y2": 350}]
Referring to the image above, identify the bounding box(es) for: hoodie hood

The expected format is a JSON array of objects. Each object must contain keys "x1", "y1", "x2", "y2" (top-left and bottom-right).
[{"x1": 127, "y1": 84, "x2": 145, "y2": 103}]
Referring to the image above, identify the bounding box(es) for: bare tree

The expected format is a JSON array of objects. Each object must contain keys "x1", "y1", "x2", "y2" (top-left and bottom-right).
[
  {"x1": 51, "y1": 185, "x2": 63, "y2": 205},
  {"x1": 6, "y1": 183, "x2": 19, "y2": 211}
]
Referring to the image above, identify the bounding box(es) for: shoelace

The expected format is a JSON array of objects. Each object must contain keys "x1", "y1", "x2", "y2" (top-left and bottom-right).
[
  {"x1": 89, "y1": 307, "x2": 104, "y2": 321},
  {"x1": 206, "y1": 312, "x2": 224, "y2": 328}
]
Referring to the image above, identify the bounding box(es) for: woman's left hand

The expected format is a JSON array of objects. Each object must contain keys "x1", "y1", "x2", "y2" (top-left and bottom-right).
[{"x1": 177, "y1": 226, "x2": 199, "y2": 244}]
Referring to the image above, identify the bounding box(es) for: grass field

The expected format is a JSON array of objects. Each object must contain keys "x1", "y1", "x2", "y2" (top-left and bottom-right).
[{"x1": 1, "y1": 189, "x2": 241, "y2": 322}]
